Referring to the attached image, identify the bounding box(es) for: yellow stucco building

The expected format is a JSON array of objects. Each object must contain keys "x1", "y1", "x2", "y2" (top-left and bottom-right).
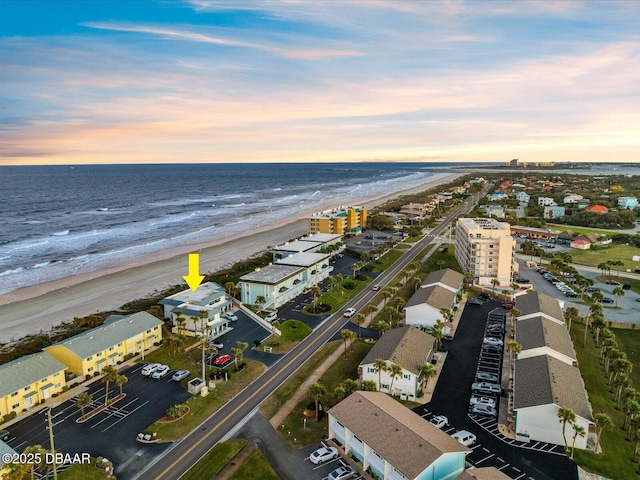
[
  {"x1": 308, "y1": 206, "x2": 367, "y2": 235},
  {"x1": 45, "y1": 311, "x2": 163, "y2": 378},
  {"x1": 0, "y1": 352, "x2": 68, "y2": 418}
]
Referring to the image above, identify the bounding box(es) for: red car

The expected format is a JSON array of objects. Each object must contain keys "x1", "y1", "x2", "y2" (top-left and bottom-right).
[
  {"x1": 213, "y1": 354, "x2": 232, "y2": 366},
  {"x1": 502, "y1": 303, "x2": 515, "y2": 310},
  {"x1": 606, "y1": 280, "x2": 621, "y2": 285}
]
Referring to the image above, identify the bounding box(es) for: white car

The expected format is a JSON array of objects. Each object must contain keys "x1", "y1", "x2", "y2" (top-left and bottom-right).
[
  {"x1": 472, "y1": 382, "x2": 502, "y2": 395},
  {"x1": 151, "y1": 364, "x2": 170, "y2": 379},
  {"x1": 224, "y1": 312, "x2": 238, "y2": 322},
  {"x1": 264, "y1": 312, "x2": 278, "y2": 322},
  {"x1": 209, "y1": 339, "x2": 224, "y2": 349},
  {"x1": 429, "y1": 415, "x2": 449, "y2": 429},
  {"x1": 309, "y1": 446, "x2": 338, "y2": 464},
  {"x1": 471, "y1": 404, "x2": 498, "y2": 417},
  {"x1": 482, "y1": 337, "x2": 503, "y2": 346},
  {"x1": 171, "y1": 370, "x2": 190, "y2": 382},
  {"x1": 452, "y1": 430, "x2": 477, "y2": 447},
  {"x1": 141, "y1": 363, "x2": 161, "y2": 376},
  {"x1": 328, "y1": 466, "x2": 357, "y2": 480},
  {"x1": 470, "y1": 395, "x2": 497, "y2": 408},
  {"x1": 343, "y1": 307, "x2": 357, "y2": 318}
]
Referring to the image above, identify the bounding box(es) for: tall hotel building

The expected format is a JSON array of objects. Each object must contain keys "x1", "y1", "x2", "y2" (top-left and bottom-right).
[
  {"x1": 307, "y1": 206, "x2": 367, "y2": 236},
  {"x1": 454, "y1": 218, "x2": 516, "y2": 286}
]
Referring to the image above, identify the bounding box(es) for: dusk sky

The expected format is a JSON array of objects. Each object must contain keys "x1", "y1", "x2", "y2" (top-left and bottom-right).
[{"x1": 1, "y1": 0, "x2": 639, "y2": 165}]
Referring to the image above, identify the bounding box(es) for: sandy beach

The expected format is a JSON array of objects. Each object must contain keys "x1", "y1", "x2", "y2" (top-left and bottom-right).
[{"x1": 0, "y1": 172, "x2": 461, "y2": 343}]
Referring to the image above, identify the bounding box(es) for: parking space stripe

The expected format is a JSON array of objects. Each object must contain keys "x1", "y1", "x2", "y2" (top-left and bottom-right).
[
  {"x1": 476, "y1": 453, "x2": 494, "y2": 464},
  {"x1": 101, "y1": 400, "x2": 149, "y2": 433},
  {"x1": 498, "y1": 463, "x2": 510, "y2": 471},
  {"x1": 514, "y1": 474, "x2": 526, "y2": 480}
]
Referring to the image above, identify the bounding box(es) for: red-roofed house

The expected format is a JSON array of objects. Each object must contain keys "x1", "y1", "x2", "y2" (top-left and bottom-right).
[{"x1": 585, "y1": 204, "x2": 608, "y2": 215}]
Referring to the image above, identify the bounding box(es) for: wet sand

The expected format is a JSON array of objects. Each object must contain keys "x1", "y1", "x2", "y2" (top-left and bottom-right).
[{"x1": 0, "y1": 173, "x2": 461, "y2": 343}]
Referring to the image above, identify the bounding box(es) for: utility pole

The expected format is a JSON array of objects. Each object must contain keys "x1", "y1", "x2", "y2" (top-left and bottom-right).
[{"x1": 48, "y1": 408, "x2": 58, "y2": 480}]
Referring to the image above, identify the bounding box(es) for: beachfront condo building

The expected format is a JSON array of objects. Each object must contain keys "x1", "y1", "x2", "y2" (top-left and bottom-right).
[
  {"x1": 307, "y1": 206, "x2": 367, "y2": 236},
  {"x1": 0, "y1": 352, "x2": 68, "y2": 418},
  {"x1": 159, "y1": 282, "x2": 232, "y2": 338},
  {"x1": 454, "y1": 218, "x2": 516, "y2": 287},
  {"x1": 45, "y1": 311, "x2": 163, "y2": 378},
  {"x1": 271, "y1": 233, "x2": 343, "y2": 262}
]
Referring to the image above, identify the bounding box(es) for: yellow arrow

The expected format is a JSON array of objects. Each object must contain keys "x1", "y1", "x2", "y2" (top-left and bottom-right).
[{"x1": 183, "y1": 253, "x2": 205, "y2": 292}]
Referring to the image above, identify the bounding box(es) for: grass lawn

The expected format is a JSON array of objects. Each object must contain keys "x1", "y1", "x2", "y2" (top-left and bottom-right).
[
  {"x1": 181, "y1": 440, "x2": 246, "y2": 480},
  {"x1": 279, "y1": 339, "x2": 373, "y2": 447},
  {"x1": 303, "y1": 277, "x2": 371, "y2": 315},
  {"x1": 569, "y1": 244, "x2": 640, "y2": 274},
  {"x1": 611, "y1": 328, "x2": 640, "y2": 388},
  {"x1": 545, "y1": 224, "x2": 620, "y2": 236},
  {"x1": 395, "y1": 243, "x2": 412, "y2": 249},
  {"x1": 423, "y1": 244, "x2": 461, "y2": 273},
  {"x1": 142, "y1": 359, "x2": 266, "y2": 441},
  {"x1": 369, "y1": 249, "x2": 404, "y2": 272},
  {"x1": 404, "y1": 235, "x2": 424, "y2": 243},
  {"x1": 569, "y1": 323, "x2": 639, "y2": 480},
  {"x1": 228, "y1": 448, "x2": 280, "y2": 480},
  {"x1": 261, "y1": 341, "x2": 340, "y2": 420},
  {"x1": 594, "y1": 275, "x2": 640, "y2": 297},
  {"x1": 59, "y1": 458, "x2": 112, "y2": 480},
  {"x1": 259, "y1": 320, "x2": 312, "y2": 353}
]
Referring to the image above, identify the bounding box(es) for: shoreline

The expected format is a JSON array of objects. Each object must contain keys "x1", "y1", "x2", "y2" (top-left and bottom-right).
[{"x1": 0, "y1": 172, "x2": 461, "y2": 343}]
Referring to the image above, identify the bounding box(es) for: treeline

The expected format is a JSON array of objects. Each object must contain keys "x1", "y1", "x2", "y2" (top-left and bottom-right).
[{"x1": 560, "y1": 210, "x2": 636, "y2": 229}]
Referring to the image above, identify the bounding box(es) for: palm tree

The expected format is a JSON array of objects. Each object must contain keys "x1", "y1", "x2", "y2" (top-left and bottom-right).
[
  {"x1": 373, "y1": 358, "x2": 387, "y2": 390},
  {"x1": 351, "y1": 261, "x2": 363, "y2": 279},
  {"x1": 255, "y1": 295, "x2": 266, "y2": 310},
  {"x1": 614, "y1": 374, "x2": 631, "y2": 406},
  {"x1": 367, "y1": 304, "x2": 378, "y2": 323},
  {"x1": 354, "y1": 313, "x2": 365, "y2": 337},
  {"x1": 335, "y1": 273, "x2": 344, "y2": 297},
  {"x1": 491, "y1": 278, "x2": 500, "y2": 292},
  {"x1": 420, "y1": 363, "x2": 437, "y2": 391},
  {"x1": 115, "y1": 374, "x2": 128, "y2": 396},
  {"x1": 384, "y1": 305, "x2": 398, "y2": 328},
  {"x1": 564, "y1": 306, "x2": 579, "y2": 332},
  {"x1": 224, "y1": 281, "x2": 236, "y2": 297},
  {"x1": 388, "y1": 363, "x2": 403, "y2": 396},
  {"x1": 381, "y1": 289, "x2": 393, "y2": 306},
  {"x1": 310, "y1": 285, "x2": 322, "y2": 310},
  {"x1": 413, "y1": 277, "x2": 422, "y2": 291},
  {"x1": 593, "y1": 413, "x2": 613, "y2": 453},
  {"x1": 23, "y1": 445, "x2": 47, "y2": 480},
  {"x1": 570, "y1": 423, "x2": 586, "y2": 458},
  {"x1": 230, "y1": 347, "x2": 241, "y2": 370},
  {"x1": 612, "y1": 286, "x2": 625, "y2": 307},
  {"x1": 234, "y1": 341, "x2": 248, "y2": 369},
  {"x1": 557, "y1": 406, "x2": 576, "y2": 450},
  {"x1": 507, "y1": 341, "x2": 522, "y2": 365},
  {"x1": 401, "y1": 269, "x2": 411, "y2": 285},
  {"x1": 328, "y1": 276, "x2": 338, "y2": 291},
  {"x1": 341, "y1": 329, "x2": 352, "y2": 354},
  {"x1": 597, "y1": 262, "x2": 609, "y2": 277},
  {"x1": 75, "y1": 391, "x2": 93, "y2": 417},
  {"x1": 375, "y1": 320, "x2": 390, "y2": 337},
  {"x1": 623, "y1": 399, "x2": 640, "y2": 438},
  {"x1": 464, "y1": 271, "x2": 474, "y2": 286},
  {"x1": 174, "y1": 312, "x2": 186, "y2": 336},
  {"x1": 347, "y1": 330, "x2": 357, "y2": 352},
  {"x1": 101, "y1": 365, "x2": 119, "y2": 406},
  {"x1": 309, "y1": 382, "x2": 327, "y2": 421}
]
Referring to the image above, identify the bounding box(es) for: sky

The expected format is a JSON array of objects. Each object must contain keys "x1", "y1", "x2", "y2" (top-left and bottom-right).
[{"x1": 1, "y1": 0, "x2": 639, "y2": 165}]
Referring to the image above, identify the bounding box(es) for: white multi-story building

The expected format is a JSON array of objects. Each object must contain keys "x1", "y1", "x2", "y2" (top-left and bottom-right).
[
  {"x1": 537, "y1": 197, "x2": 556, "y2": 206},
  {"x1": 454, "y1": 218, "x2": 515, "y2": 287},
  {"x1": 515, "y1": 191, "x2": 530, "y2": 203}
]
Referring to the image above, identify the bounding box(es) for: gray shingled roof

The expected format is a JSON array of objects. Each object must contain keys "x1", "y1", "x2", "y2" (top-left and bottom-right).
[
  {"x1": 329, "y1": 391, "x2": 469, "y2": 479},
  {"x1": 406, "y1": 284, "x2": 456, "y2": 310},
  {"x1": 515, "y1": 316, "x2": 576, "y2": 361},
  {"x1": 514, "y1": 355, "x2": 592, "y2": 421},
  {"x1": 457, "y1": 467, "x2": 511, "y2": 480},
  {"x1": 515, "y1": 292, "x2": 564, "y2": 323},
  {"x1": 45, "y1": 311, "x2": 163, "y2": 359},
  {"x1": 0, "y1": 352, "x2": 67, "y2": 398},
  {"x1": 360, "y1": 326, "x2": 435, "y2": 375},
  {"x1": 422, "y1": 268, "x2": 464, "y2": 290}
]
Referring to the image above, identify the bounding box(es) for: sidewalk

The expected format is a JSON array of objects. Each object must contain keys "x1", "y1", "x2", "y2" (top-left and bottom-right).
[{"x1": 269, "y1": 342, "x2": 342, "y2": 429}]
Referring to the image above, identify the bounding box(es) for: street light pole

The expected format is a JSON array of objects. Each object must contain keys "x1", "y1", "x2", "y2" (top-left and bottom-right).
[{"x1": 48, "y1": 407, "x2": 58, "y2": 480}]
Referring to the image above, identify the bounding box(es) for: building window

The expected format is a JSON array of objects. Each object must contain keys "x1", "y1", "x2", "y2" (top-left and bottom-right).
[
  {"x1": 12, "y1": 403, "x2": 20, "y2": 409},
  {"x1": 380, "y1": 384, "x2": 389, "y2": 390},
  {"x1": 87, "y1": 356, "x2": 93, "y2": 361},
  {"x1": 109, "y1": 346, "x2": 115, "y2": 351},
  {"x1": 403, "y1": 374, "x2": 410, "y2": 379},
  {"x1": 54, "y1": 372, "x2": 60, "y2": 377},
  {"x1": 24, "y1": 386, "x2": 31, "y2": 391},
  {"x1": 97, "y1": 352, "x2": 102, "y2": 357},
  {"x1": 54, "y1": 383, "x2": 61, "y2": 388},
  {"x1": 10, "y1": 392, "x2": 18, "y2": 397},
  {"x1": 118, "y1": 342, "x2": 123, "y2": 347},
  {"x1": 42, "y1": 377, "x2": 47, "y2": 382},
  {"x1": 489, "y1": 244, "x2": 494, "y2": 248},
  {"x1": 88, "y1": 367, "x2": 93, "y2": 372}
]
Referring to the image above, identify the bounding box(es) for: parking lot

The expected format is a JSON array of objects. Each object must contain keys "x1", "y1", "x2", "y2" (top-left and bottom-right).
[
  {"x1": 412, "y1": 299, "x2": 577, "y2": 480},
  {"x1": 3, "y1": 364, "x2": 191, "y2": 479}
]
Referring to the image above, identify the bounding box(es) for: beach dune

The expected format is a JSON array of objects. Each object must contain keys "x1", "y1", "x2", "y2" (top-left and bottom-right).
[{"x1": 0, "y1": 173, "x2": 461, "y2": 343}]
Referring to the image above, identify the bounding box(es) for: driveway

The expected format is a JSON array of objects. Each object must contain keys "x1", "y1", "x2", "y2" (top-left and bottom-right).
[
  {"x1": 3, "y1": 364, "x2": 191, "y2": 479},
  {"x1": 413, "y1": 299, "x2": 578, "y2": 480}
]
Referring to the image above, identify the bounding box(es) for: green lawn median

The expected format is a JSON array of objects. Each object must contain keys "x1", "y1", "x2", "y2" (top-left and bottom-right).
[
  {"x1": 258, "y1": 320, "x2": 312, "y2": 354},
  {"x1": 181, "y1": 440, "x2": 247, "y2": 480}
]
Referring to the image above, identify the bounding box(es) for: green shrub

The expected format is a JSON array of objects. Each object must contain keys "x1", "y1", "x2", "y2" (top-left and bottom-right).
[{"x1": 2, "y1": 411, "x2": 17, "y2": 423}]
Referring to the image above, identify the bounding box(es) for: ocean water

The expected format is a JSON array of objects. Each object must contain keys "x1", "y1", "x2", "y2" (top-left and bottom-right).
[{"x1": 0, "y1": 162, "x2": 452, "y2": 295}]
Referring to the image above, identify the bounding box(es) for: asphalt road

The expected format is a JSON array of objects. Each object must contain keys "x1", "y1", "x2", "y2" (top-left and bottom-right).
[
  {"x1": 413, "y1": 300, "x2": 578, "y2": 480},
  {"x1": 135, "y1": 194, "x2": 478, "y2": 480}
]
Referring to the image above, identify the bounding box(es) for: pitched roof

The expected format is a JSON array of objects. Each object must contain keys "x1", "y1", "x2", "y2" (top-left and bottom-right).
[
  {"x1": 422, "y1": 268, "x2": 464, "y2": 291},
  {"x1": 329, "y1": 391, "x2": 469, "y2": 478},
  {"x1": 515, "y1": 291, "x2": 564, "y2": 323},
  {"x1": 515, "y1": 316, "x2": 576, "y2": 361},
  {"x1": 360, "y1": 326, "x2": 435, "y2": 375},
  {"x1": 406, "y1": 284, "x2": 456, "y2": 310},
  {"x1": 45, "y1": 311, "x2": 163, "y2": 359},
  {"x1": 456, "y1": 467, "x2": 512, "y2": 480},
  {"x1": 514, "y1": 355, "x2": 593, "y2": 422},
  {"x1": 0, "y1": 352, "x2": 67, "y2": 398},
  {"x1": 586, "y1": 204, "x2": 608, "y2": 213}
]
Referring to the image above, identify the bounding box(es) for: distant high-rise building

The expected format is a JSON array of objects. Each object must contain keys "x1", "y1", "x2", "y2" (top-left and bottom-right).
[
  {"x1": 307, "y1": 206, "x2": 366, "y2": 235},
  {"x1": 509, "y1": 158, "x2": 519, "y2": 167}
]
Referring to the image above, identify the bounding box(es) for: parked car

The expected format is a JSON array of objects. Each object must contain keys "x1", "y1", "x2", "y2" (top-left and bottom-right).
[
  {"x1": 476, "y1": 372, "x2": 499, "y2": 383},
  {"x1": 486, "y1": 324, "x2": 505, "y2": 334},
  {"x1": 343, "y1": 307, "x2": 357, "y2": 318},
  {"x1": 171, "y1": 370, "x2": 190, "y2": 382},
  {"x1": 599, "y1": 297, "x2": 615, "y2": 304},
  {"x1": 606, "y1": 280, "x2": 621, "y2": 285},
  {"x1": 472, "y1": 382, "x2": 502, "y2": 395},
  {"x1": 223, "y1": 312, "x2": 238, "y2": 322},
  {"x1": 141, "y1": 363, "x2": 161, "y2": 376},
  {"x1": 471, "y1": 404, "x2": 498, "y2": 417},
  {"x1": 0, "y1": 429, "x2": 9, "y2": 441},
  {"x1": 636, "y1": 297, "x2": 640, "y2": 303},
  {"x1": 501, "y1": 303, "x2": 514, "y2": 310},
  {"x1": 264, "y1": 312, "x2": 278, "y2": 322},
  {"x1": 151, "y1": 364, "x2": 170, "y2": 379},
  {"x1": 209, "y1": 340, "x2": 224, "y2": 349},
  {"x1": 328, "y1": 466, "x2": 357, "y2": 480},
  {"x1": 587, "y1": 287, "x2": 600, "y2": 293},
  {"x1": 482, "y1": 343, "x2": 503, "y2": 353},
  {"x1": 451, "y1": 430, "x2": 477, "y2": 447},
  {"x1": 468, "y1": 298, "x2": 484, "y2": 306},
  {"x1": 483, "y1": 337, "x2": 504, "y2": 346},
  {"x1": 564, "y1": 292, "x2": 579, "y2": 298},
  {"x1": 470, "y1": 395, "x2": 497, "y2": 408},
  {"x1": 429, "y1": 415, "x2": 449, "y2": 429},
  {"x1": 623, "y1": 284, "x2": 632, "y2": 290},
  {"x1": 479, "y1": 293, "x2": 492, "y2": 300},
  {"x1": 514, "y1": 277, "x2": 529, "y2": 283},
  {"x1": 213, "y1": 354, "x2": 232, "y2": 366},
  {"x1": 309, "y1": 446, "x2": 338, "y2": 464}
]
